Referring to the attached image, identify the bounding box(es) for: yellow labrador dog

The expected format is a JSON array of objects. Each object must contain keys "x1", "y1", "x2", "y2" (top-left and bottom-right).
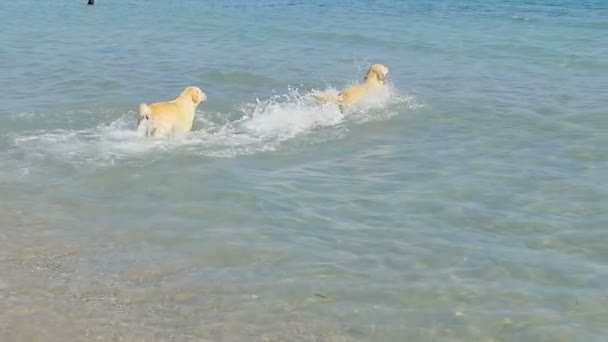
[
  {"x1": 137, "y1": 86, "x2": 207, "y2": 138},
  {"x1": 313, "y1": 64, "x2": 389, "y2": 110}
]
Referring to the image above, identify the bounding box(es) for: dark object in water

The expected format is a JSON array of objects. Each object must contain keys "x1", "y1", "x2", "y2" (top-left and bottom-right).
[
  {"x1": 87, "y1": 0, "x2": 94, "y2": 5},
  {"x1": 314, "y1": 293, "x2": 327, "y2": 299}
]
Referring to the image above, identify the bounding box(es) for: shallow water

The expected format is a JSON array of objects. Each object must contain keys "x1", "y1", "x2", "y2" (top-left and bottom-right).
[{"x1": 1, "y1": 0, "x2": 607, "y2": 340}]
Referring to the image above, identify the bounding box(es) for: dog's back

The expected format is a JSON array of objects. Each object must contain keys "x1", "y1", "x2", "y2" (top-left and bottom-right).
[
  {"x1": 137, "y1": 100, "x2": 194, "y2": 137},
  {"x1": 311, "y1": 92, "x2": 341, "y2": 104},
  {"x1": 312, "y1": 64, "x2": 389, "y2": 109},
  {"x1": 135, "y1": 86, "x2": 206, "y2": 138}
]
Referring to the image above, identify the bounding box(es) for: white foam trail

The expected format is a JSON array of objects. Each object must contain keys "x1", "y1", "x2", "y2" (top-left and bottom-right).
[
  {"x1": 8, "y1": 84, "x2": 420, "y2": 166},
  {"x1": 241, "y1": 88, "x2": 344, "y2": 139}
]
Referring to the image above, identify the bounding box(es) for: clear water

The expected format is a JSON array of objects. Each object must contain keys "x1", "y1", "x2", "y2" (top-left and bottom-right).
[{"x1": 1, "y1": 0, "x2": 607, "y2": 340}]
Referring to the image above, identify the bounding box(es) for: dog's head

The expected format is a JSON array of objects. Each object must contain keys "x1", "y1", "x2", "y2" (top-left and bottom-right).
[
  {"x1": 364, "y1": 64, "x2": 389, "y2": 84},
  {"x1": 181, "y1": 86, "x2": 207, "y2": 106}
]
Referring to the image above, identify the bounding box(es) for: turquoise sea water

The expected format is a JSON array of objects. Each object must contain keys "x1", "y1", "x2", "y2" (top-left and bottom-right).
[{"x1": 1, "y1": 0, "x2": 607, "y2": 340}]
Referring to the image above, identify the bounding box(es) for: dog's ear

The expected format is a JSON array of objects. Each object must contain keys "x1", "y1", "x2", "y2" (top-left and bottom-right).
[
  {"x1": 183, "y1": 87, "x2": 204, "y2": 104},
  {"x1": 190, "y1": 88, "x2": 202, "y2": 104},
  {"x1": 366, "y1": 65, "x2": 388, "y2": 82},
  {"x1": 365, "y1": 65, "x2": 382, "y2": 81}
]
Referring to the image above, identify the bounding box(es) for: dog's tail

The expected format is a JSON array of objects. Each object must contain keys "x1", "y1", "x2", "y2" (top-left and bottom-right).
[
  {"x1": 137, "y1": 103, "x2": 154, "y2": 137},
  {"x1": 311, "y1": 92, "x2": 341, "y2": 104},
  {"x1": 139, "y1": 103, "x2": 151, "y2": 118}
]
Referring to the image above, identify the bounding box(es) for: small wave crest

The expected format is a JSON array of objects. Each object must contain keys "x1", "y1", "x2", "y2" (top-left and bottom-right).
[{"x1": 8, "y1": 85, "x2": 419, "y2": 166}]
